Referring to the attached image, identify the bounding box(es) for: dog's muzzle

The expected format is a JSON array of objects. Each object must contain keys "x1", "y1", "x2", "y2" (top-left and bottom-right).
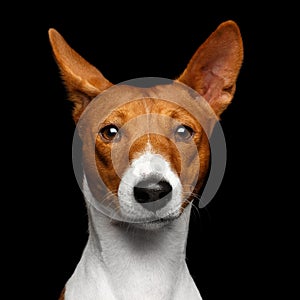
[{"x1": 117, "y1": 152, "x2": 183, "y2": 223}]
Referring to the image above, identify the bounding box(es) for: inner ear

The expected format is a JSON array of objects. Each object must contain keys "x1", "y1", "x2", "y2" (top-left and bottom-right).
[{"x1": 177, "y1": 20, "x2": 243, "y2": 117}]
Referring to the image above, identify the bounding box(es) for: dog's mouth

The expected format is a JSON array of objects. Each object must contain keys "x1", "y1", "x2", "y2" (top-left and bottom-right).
[
  {"x1": 125, "y1": 211, "x2": 181, "y2": 230},
  {"x1": 146, "y1": 210, "x2": 181, "y2": 223},
  {"x1": 147, "y1": 214, "x2": 180, "y2": 225},
  {"x1": 149, "y1": 215, "x2": 179, "y2": 223},
  {"x1": 116, "y1": 206, "x2": 183, "y2": 230}
]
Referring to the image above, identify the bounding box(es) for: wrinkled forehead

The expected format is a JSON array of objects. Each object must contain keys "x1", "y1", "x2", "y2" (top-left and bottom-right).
[
  {"x1": 76, "y1": 81, "x2": 217, "y2": 137},
  {"x1": 102, "y1": 98, "x2": 198, "y2": 124}
]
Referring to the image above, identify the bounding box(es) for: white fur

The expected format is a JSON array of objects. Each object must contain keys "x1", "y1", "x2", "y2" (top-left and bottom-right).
[{"x1": 64, "y1": 153, "x2": 202, "y2": 300}]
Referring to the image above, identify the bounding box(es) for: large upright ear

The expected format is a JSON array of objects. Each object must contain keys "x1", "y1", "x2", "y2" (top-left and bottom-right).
[
  {"x1": 48, "y1": 28, "x2": 113, "y2": 122},
  {"x1": 177, "y1": 20, "x2": 243, "y2": 118}
]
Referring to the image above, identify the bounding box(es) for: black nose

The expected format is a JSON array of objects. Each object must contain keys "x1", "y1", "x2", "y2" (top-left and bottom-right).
[{"x1": 134, "y1": 180, "x2": 172, "y2": 211}]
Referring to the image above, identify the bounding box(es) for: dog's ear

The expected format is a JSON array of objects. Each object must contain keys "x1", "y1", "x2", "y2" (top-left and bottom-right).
[
  {"x1": 48, "y1": 29, "x2": 113, "y2": 122},
  {"x1": 177, "y1": 20, "x2": 243, "y2": 118}
]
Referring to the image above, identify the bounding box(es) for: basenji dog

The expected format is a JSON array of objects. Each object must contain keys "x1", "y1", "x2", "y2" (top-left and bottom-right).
[{"x1": 49, "y1": 20, "x2": 243, "y2": 300}]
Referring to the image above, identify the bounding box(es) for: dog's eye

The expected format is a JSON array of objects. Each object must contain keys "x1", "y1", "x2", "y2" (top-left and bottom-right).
[
  {"x1": 99, "y1": 125, "x2": 120, "y2": 142},
  {"x1": 175, "y1": 125, "x2": 194, "y2": 142}
]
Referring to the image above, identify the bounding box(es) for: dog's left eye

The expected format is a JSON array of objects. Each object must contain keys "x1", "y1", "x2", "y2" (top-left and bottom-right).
[
  {"x1": 99, "y1": 125, "x2": 120, "y2": 142},
  {"x1": 175, "y1": 125, "x2": 194, "y2": 141}
]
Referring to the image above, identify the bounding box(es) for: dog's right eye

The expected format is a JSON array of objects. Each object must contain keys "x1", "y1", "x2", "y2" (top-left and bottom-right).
[{"x1": 99, "y1": 125, "x2": 120, "y2": 142}]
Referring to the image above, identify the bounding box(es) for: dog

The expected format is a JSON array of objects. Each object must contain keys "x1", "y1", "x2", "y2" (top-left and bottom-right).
[{"x1": 49, "y1": 20, "x2": 243, "y2": 300}]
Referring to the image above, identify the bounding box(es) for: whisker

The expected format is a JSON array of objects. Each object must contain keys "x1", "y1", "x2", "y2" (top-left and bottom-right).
[
  {"x1": 182, "y1": 191, "x2": 202, "y2": 219},
  {"x1": 94, "y1": 190, "x2": 122, "y2": 222}
]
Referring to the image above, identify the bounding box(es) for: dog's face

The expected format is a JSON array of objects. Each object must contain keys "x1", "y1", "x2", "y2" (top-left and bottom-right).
[
  {"x1": 94, "y1": 97, "x2": 209, "y2": 226},
  {"x1": 49, "y1": 21, "x2": 243, "y2": 228}
]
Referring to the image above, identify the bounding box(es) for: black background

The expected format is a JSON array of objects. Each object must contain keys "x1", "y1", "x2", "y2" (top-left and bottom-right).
[{"x1": 6, "y1": 2, "x2": 294, "y2": 300}]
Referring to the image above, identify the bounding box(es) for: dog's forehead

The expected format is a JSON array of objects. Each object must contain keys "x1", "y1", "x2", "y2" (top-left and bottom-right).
[
  {"x1": 103, "y1": 98, "x2": 188, "y2": 119},
  {"x1": 77, "y1": 81, "x2": 218, "y2": 138}
]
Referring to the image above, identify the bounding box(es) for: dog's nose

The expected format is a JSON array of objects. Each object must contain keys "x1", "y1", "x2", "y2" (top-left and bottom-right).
[{"x1": 134, "y1": 180, "x2": 172, "y2": 211}]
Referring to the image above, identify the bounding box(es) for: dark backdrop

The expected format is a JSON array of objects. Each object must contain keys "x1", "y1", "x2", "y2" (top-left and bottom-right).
[{"x1": 7, "y1": 2, "x2": 293, "y2": 300}]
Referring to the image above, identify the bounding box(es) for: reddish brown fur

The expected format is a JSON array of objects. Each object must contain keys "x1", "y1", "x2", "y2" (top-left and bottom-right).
[{"x1": 178, "y1": 20, "x2": 243, "y2": 117}]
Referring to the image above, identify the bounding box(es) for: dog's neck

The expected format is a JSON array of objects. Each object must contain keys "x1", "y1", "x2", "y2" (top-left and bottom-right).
[{"x1": 64, "y1": 176, "x2": 201, "y2": 300}]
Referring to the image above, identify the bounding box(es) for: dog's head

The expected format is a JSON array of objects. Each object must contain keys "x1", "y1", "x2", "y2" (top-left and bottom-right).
[{"x1": 49, "y1": 21, "x2": 243, "y2": 228}]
